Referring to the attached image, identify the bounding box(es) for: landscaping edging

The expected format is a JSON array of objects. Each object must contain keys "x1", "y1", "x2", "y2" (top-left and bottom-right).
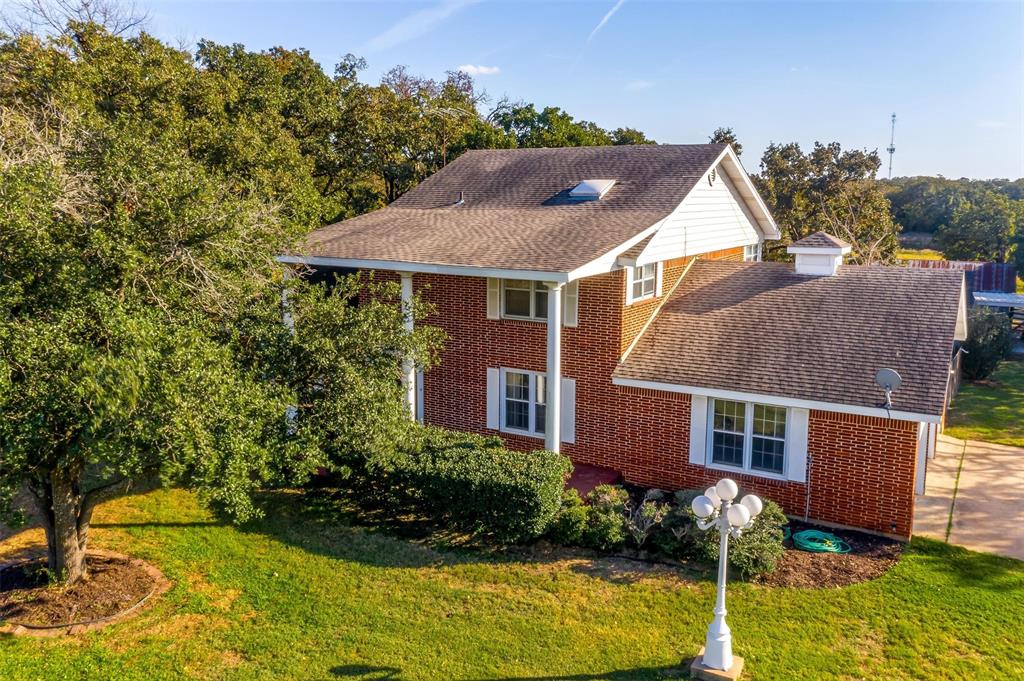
[{"x1": 0, "y1": 549, "x2": 170, "y2": 637}]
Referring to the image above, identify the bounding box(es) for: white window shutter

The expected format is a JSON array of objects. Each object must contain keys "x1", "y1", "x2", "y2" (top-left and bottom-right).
[
  {"x1": 688, "y1": 395, "x2": 708, "y2": 465},
  {"x1": 624, "y1": 266, "x2": 635, "y2": 305},
  {"x1": 486, "y1": 278, "x2": 501, "y2": 319},
  {"x1": 786, "y1": 407, "x2": 810, "y2": 483},
  {"x1": 655, "y1": 261, "x2": 664, "y2": 297},
  {"x1": 560, "y1": 377, "x2": 576, "y2": 444},
  {"x1": 486, "y1": 368, "x2": 500, "y2": 429},
  {"x1": 562, "y1": 281, "x2": 579, "y2": 327}
]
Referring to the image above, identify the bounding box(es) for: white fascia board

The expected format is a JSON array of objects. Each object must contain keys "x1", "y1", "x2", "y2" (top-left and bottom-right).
[
  {"x1": 276, "y1": 255, "x2": 569, "y2": 283},
  {"x1": 718, "y1": 147, "x2": 780, "y2": 239},
  {"x1": 565, "y1": 221, "x2": 664, "y2": 282},
  {"x1": 954, "y1": 278, "x2": 968, "y2": 341},
  {"x1": 611, "y1": 376, "x2": 942, "y2": 423}
]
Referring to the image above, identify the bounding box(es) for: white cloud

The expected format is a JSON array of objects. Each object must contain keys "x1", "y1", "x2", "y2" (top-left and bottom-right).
[
  {"x1": 587, "y1": 0, "x2": 628, "y2": 44},
  {"x1": 625, "y1": 79, "x2": 653, "y2": 91},
  {"x1": 457, "y1": 64, "x2": 501, "y2": 76},
  {"x1": 367, "y1": 0, "x2": 477, "y2": 51}
]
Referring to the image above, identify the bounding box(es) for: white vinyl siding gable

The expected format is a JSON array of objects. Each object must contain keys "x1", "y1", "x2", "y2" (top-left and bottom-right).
[{"x1": 637, "y1": 166, "x2": 761, "y2": 265}]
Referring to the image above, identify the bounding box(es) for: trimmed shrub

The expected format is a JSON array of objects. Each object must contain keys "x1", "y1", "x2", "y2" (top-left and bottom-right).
[
  {"x1": 623, "y1": 489, "x2": 670, "y2": 548},
  {"x1": 649, "y1": 490, "x2": 703, "y2": 558},
  {"x1": 582, "y1": 485, "x2": 628, "y2": 550},
  {"x1": 545, "y1": 489, "x2": 589, "y2": 546},
  {"x1": 962, "y1": 307, "x2": 1013, "y2": 380},
  {"x1": 404, "y1": 427, "x2": 572, "y2": 544},
  {"x1": 692, "y1": 494, "x2": 787, "y2": 578}
]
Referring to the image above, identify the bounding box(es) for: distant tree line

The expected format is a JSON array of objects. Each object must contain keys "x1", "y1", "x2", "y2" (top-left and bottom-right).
[{"x1": 882, "y1": 176, "x2": 1024, "y2": 268}]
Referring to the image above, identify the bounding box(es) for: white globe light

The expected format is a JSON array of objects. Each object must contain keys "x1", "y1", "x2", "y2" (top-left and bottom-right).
[
  {"x1": 740, "y1": 494, "x2": 763, "y2": 518},
  {"x1": 716, "y1": 478, "x2": 739, "y2": 502},
  {"x1": 691, "y1": 495, "x2": 716, "y2": 519},
  {"x1": 704, "y1": 486, "x2": 722, "y2": 508},
  {"x1": 727, "y1": 503, "x2": 751, "y2": 528}
]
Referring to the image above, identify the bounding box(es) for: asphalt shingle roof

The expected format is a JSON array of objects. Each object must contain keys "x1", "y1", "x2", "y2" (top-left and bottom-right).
[
  {"x1": 614, "y1": 260, "x2": 963, "y2": 416},
  {"x1": 791, "y1": 231, "x2": 852, "y2": 249},
  {"x1": 297, "y1": 145, "x2": 727, "y2": 272}
]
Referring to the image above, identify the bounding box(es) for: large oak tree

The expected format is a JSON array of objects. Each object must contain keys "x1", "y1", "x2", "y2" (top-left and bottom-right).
[{"x1": 0, "y1": 24, "x2": 440, "y2": 584}]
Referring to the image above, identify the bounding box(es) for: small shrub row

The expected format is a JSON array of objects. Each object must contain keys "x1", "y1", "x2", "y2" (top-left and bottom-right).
[{"x1": 545, "y1": 484, "x2": 786, "y2": 578}]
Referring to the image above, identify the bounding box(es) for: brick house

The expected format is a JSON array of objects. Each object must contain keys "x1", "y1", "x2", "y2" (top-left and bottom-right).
[{"x1": 283, "y1": 144, "x2": 967, "y2": 539}]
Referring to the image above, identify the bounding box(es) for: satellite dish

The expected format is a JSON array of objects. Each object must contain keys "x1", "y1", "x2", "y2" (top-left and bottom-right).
[{"x1": 874, "y1": 368, "x2": 902, "y2": 411}]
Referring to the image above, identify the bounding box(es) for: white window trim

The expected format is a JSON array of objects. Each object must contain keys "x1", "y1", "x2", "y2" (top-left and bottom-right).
[
  {"x1": 625, "y1": 262, "x2": 663, "y2": 305},
  {"x1": 705, "y1": 399, "x2": 789, "y2": 481},
  {"x1": 743, "y1": 243, "x2": 761, "y2": 262},
  {"x1": 498, "y1": 368, "x2": 546, "y2": 439},
  {"x1": 500, "y1": 279, "x2": 548, "y2": 322}
]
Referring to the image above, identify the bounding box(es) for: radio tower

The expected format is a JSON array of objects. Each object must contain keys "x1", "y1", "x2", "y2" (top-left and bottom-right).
[{"x1": 886, "y1": 112, "x2": 896, "y2": 179}]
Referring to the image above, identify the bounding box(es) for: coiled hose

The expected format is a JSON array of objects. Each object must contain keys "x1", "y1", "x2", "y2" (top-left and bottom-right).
[{"x1": 791, "y1": 529, "x2": 851, "y2": 554}]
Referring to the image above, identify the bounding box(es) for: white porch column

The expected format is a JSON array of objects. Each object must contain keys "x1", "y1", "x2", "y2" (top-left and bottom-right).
[
  {"x1": 399, "y1": 272, "x2": 416, "y2": 420},
  {"x1": 281, "y1": 267, "x2": 295, "y2": 333},
  {"x1": 545, "y1": 282, "x2": 563, "y2": 452}
]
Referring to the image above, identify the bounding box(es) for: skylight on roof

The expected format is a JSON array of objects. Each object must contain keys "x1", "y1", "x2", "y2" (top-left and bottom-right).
[{"x1": 568, "y1": 179, "x2": 616, "y2": 200}]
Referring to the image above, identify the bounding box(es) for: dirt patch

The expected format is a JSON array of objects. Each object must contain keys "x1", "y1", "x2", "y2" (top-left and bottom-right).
[
  {"x1": 756, "y1": 521, "x2": 903, "y2": 588},
  {"x1": 0, "y1": 549, "x2": 169, "y2": 635}
]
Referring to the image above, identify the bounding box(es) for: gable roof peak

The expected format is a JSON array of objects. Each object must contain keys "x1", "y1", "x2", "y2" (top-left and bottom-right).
[{"x1": 790, "y1": 231, "x2": 851, "y2": 250}]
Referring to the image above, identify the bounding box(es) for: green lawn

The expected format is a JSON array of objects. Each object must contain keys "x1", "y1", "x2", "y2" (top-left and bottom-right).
[
  {"x1": 2, "y1": 489, "x2": 1023, "y2": 680},
  {"x1": 896, "y1": 248, "x2": 944, "y2": 261},
  {"x1": 946, "y1": 358, "x2": 1024, "y2": 447}
]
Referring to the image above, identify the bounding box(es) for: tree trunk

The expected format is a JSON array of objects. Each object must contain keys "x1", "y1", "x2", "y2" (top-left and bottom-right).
[{"x1": 50, "y1": 467, "x2": 87, "y2": 583}]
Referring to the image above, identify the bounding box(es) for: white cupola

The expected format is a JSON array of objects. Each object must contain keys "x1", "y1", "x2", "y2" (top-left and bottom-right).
[{"x1": 787, "y1": 232, "x2": 852, "y2": 276}]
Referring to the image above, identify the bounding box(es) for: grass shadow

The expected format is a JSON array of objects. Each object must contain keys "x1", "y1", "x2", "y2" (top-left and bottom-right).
[
  {"x1": 237, "y1": 488, "x2": 710, "y2": 587},
  {"x1": 909, "y1": 537, "x2": 1024, "y2": 592},
  {"x1": 329, "y1": 663, "x2": 690, "y2": 680}
]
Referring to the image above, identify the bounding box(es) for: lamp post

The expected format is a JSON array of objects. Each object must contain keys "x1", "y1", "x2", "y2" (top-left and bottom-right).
[{"x1": 689, "y1": 478, "x2": 763, "y2": 679}]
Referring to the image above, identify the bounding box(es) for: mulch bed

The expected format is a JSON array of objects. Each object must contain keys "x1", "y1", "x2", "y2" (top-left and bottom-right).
[
  {"x1": 0, "y1": 550, "x2": 166, "y2": 634},
  {"x1": 756, "y1": 520, "x2": 903, "y2": 588}
]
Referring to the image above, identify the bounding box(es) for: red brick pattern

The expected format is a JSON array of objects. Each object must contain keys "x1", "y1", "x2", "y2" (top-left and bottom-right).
[{"x1": 362, "y1": 243, "x2": 920, "y2": 539}]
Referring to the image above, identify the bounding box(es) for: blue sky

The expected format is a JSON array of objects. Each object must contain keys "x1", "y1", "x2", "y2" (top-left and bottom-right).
[{"x1": 145, "y1": 0, "x2": 1023, "y2": 179}]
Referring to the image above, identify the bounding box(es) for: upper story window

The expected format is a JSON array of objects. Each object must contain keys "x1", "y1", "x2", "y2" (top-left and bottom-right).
[
  {"x1": 501, "y1": 368, "x2": 546, "y2": 437},
  {"x1": 626, "y1": 263, "x2": 660, "y2": 304},
  {"x1": 709, "y1": 399, "x2": 787, "y2": 477},
  {"x1": 502, "y1": 279, "x2": 548, "y2": 320},
  {"x1": 743, "y1": 243, "x2": 761, "y2": 262}
]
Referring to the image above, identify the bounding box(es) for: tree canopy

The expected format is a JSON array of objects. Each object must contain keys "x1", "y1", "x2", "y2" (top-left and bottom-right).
[
  {"x1": 709, "y1": 127, "x2": 742, "y2": 156},
  {"x1": 755, "y1": 141, "x2": 900, "y2": 263},
  {"x1": 0, "y1": 24, "x2": 443, "y2": 583},
  {"x1": 935, "y1": 191, "x2": 1021, "y2": 264}
]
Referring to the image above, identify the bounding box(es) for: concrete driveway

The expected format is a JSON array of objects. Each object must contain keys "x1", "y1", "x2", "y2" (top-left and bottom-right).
[{"x1": 915, "y1": 435, "x2": 1024, "y2": 560}]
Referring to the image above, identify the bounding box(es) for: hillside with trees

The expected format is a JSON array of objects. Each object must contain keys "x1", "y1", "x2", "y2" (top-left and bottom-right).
[{"x1": 882, "y1": 176, "x2": 1024, "y2": 269}]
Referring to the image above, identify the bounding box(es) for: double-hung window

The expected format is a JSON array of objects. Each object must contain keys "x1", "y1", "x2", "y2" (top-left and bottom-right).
[
  {"x1": 743, "y1": 243, "x2": 760, "y2": 262},
  {"x1": 502, "y1": 280, "x2": 548, "y2": 320},
  {"x1": 709, "y1": 399, "x2": 787, "y2": 476},
  {"x1": 501, "y1": 369, "x2": 546, "y2": 437},
  {"x1": 629, "y1": 264, "x2": 657, "y2": 302}
]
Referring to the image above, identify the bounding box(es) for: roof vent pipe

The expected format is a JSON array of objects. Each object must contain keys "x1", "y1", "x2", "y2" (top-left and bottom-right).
[
  {"x1": 454, "y1": 191, "x2": 465, "y2": 206},
  {"x1": 787, "y1": 232, "x2": 852, "y2": 276}
]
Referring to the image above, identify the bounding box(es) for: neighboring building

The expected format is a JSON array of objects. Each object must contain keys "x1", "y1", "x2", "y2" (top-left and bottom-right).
[{"x1": 283, "y1": 144, "x2": 967, "y2": 539}]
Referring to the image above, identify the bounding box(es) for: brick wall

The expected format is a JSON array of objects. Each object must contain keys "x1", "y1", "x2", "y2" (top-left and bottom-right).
[{"x1": 363, "y1": 245, "x2": 920, "y2": 539}]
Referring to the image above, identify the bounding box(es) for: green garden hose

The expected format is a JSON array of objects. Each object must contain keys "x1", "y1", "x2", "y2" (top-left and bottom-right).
[{"x1": 791, "y1": 529, "x2": 851, "y2": 554}]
